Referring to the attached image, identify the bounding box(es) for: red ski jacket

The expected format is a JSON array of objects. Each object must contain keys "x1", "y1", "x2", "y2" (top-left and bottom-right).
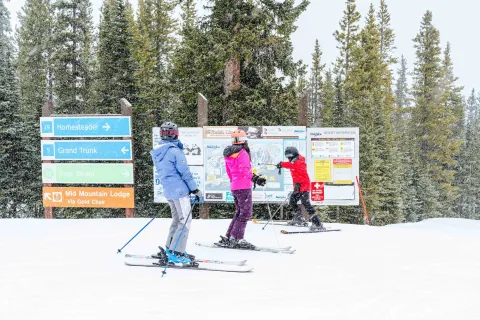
[{"x1": 280, "y1": 154, "x2": 311, "y2": 192}]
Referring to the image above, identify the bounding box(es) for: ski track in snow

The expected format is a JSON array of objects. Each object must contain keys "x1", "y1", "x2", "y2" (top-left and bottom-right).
[{"x1": 1, "y1": 218, "x2": 479, "y2": 320}]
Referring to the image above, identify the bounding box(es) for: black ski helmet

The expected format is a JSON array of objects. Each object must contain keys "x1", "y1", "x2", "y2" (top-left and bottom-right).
[
  {"x1": 285, "y1": 146, "x2": 299, "y2": 160},
  {"x1": 160, "y1": 121, "x2": 179, "y2": 140}
]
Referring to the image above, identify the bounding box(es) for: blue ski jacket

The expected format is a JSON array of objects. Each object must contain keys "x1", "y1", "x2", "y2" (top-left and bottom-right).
[{"x1": 150, "y1": 139, "x2": 197, "y2": 200}]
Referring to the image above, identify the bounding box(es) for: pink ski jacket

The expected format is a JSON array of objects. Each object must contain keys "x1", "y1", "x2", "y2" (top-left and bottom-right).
[{"x1": 224, "y1": 146, "x2": 253, "y2": 191}]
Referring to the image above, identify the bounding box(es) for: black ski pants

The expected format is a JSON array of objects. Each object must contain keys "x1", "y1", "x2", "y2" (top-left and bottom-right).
[{"x1": 289, "y1": 191, "x2": 316, "y2": 217}]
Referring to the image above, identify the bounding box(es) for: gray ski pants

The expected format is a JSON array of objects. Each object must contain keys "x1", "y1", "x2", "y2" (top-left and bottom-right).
[{"x1": 166, "y1": 196, "x2": 192, "y2": 254}]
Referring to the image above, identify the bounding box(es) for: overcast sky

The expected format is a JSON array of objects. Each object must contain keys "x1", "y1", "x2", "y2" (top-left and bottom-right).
[{"x1": 5, "y1": 0, "x2": 479, "y2": 96}]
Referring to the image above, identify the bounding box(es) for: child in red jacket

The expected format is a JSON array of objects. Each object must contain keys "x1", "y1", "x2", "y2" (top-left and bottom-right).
[{"x1": 277, "y1": 146, "x2": 325, "y2": 230}]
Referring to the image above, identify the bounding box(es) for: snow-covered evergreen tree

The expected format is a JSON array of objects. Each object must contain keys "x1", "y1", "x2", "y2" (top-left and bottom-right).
[
  {"x1": 94, "y1": 0, "x2": 136, "y2": 113},
  {"x1": 52, "y1": 0, "x2": 94, "y2": 114},
  {"x1": 200, "y1": 0, "x2": 309, "y2": 126},
  {"x1": 411, "y1": 11, "x2": 461, "y2": 218},
  {"x1": 455, "y1": 89, "x2": 480, "y2": 219},
  {"x1": 0, "y1": 0, "x2": 25, "y2": 216},
  {"x1": 344, "y1": 4, "x2": 402, "y2": 225},
  {"x1": 16, "y1": 0, "x2": 53, "y2": 217},
  {"x1": 308, "y1": 40, "x2": 325, "y2": 126}
]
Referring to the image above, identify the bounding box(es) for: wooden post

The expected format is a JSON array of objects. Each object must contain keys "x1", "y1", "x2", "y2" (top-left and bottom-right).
[
  {"x1": 356, "y1": 176, "x2": 370, "y2": 226},
  {"x1": 197, "y1": 93, "x2": 210, "y2": 219},
  {"x1": 42, "y1": 99, "x2": 54, "y2": 219},
  {"x1": 297, "y1": 92, "x2": 309, "y2": 220},
  {"x1": 120, "y1": 98, "x2": 135, "y2": 218}
]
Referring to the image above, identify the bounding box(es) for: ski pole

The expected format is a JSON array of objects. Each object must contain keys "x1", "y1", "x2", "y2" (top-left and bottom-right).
[
  {"x1": 264, "y1": 187, "x2": 281, "y2": 249},
  {"x1": 262, "y1": 192, "x2": 291, "y2": 230},
  {"x1": 117, "y1": 204, "x2": 170, "y2": 253},
  {"x1": 162, "y1": 196, "x2": 198, "y2": 277},
  {"x1": 257, "y1": 163, "x2": 282, "y2": 175}
]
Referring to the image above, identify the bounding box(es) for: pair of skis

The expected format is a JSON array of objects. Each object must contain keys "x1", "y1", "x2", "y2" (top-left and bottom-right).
[
  {"x1": 194, "y1": 242, "x2": 296, "y2": 254},
  {"x1": 253, "y1": 218, "x2": 342, "y2": 234},
  {"x1": 124, "y1": 253, "x2": 253, "y2": 273},
  {"x1": 280, "y1": 228, "x2": 341, "y2": 234},
  {"x1": 125, "y1": 225, "x2": 340, "y2": 273},
  {"x1": 124, "y1": 242, "x2": 294, "y2": 273}
]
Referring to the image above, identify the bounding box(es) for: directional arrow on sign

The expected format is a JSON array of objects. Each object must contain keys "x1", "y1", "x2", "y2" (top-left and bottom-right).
[
  {"x1": 122, "y1": 170, "x2": 130, "y2": 177},
  {"x1": 44, "y1": 193, "x2": 52, "y2": 200},
  {"x1": 102, "y1": 123, "x2": 110, "y2": 131},
  {"x1": 121, "y1": 146, "x2": 129, "y2": 154}
]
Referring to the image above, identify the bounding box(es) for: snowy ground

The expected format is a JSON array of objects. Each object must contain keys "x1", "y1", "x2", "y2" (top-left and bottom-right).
[{"x1": 1, "y1": 217, "x2": 479, "y2": 320}]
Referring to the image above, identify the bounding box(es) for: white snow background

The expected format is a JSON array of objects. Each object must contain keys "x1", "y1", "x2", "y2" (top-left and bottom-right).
[{"x1": 1, "y1": 218, "x2": 479, "y2": 320}]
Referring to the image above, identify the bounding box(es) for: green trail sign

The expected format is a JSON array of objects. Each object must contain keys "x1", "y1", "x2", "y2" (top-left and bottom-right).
[{"x1": 42, "y1": 163, "x2": 134, "y2": 184}]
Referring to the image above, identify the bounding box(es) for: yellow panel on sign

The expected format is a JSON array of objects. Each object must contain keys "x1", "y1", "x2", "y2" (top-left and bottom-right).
[{"x1": 314, "y1": 160, "x2": 331, "y2": 182}]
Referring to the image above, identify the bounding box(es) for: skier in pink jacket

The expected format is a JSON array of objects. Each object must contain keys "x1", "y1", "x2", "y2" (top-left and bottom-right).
[{"x1": 216, "y1": 129, "x2": 266, "y2": 249}]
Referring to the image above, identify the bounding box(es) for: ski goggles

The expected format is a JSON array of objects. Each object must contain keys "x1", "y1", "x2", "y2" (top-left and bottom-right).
[
  {"x1": 161, "y1": 129, "x2": 179, "y2": 136},
  {"x1": 232, "y1": 136, "x2": 247, "y2": 144}
]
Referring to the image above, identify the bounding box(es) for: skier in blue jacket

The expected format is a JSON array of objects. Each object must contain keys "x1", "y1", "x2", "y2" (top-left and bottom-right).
[{"x1": 150, "y1": 121, "x2": 202, "y2": 266}]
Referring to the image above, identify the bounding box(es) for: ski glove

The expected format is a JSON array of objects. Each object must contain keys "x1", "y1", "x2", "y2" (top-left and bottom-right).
[
  {"x1": 190, "y1": 189, "x2": 203, "y2": 199},
  {"x1": 294, "y1": 183, "x2": 301, "y2": 193},
  {"x1": 252, "y1": 173, "x2": 267, "y2": 189},
  {"x1": 275, "y1": 162, "x2": 283, "y2": 175}
]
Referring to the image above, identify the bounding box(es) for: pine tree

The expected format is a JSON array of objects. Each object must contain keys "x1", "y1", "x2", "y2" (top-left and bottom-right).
[
  {"x1": 455, "y1": 89, "x2": 480, "y2": 219},
  {"x1": 411, "y1": 11, "x2": 460, "y2": 218},
  {"x1": 465, "y1": 89, "x2": 478, "y2": 124},
  {"x1": 332, "y1": 0, "x2": 361, "y2": 127},
  {"x1": 308, "y1": 39, "x2": 325, "y2": 126},
  {"x1": 51, "y1": 0, "x2": 94, "y2": 114},
  {"x1": 0, "y1": 0, "x2": 24, "y2": 216},
  {"x1": 94, "y1": 0, "x2": 136, "y2": 113},
  {"x1": 377, "y1": 0, "x2": 396, "y2": 65},
  {"x1": 15, "y1": 0, "x2": 53, "y2": 217},
  {"x1": 170, "y1": 0, "x2": 207, "y2": 127},
  {"x1": 170, "y1": 0, "x2": 204, "y2": 126},
  {"x1": 331, "y1": 64, "x2": 346, "y2": 127},
  {"x1": 128, "y1": 0, "x2": 179, "y2": 216},
  {"x1": 395, "y1": 55, "x2": 410, "y2": 109},
  {"x1": 320, "y1": 69, "x2": 335, "y2": 126},
  {"x1": 202, "y1": 0, "x2": 309, "y2": 126},
  {"x1": 393, "y1": 55, "x2": 416, "y2": 222},
  {"x1": 343, "y1": 4, "x2": 401, "y2": 225},
  {"x1": 441, "y1": 42, "x2": 464, "y2": 140},
  {"x1": 334, "y1": 0, "x2": 361, "y2": 78},
  {"x1": 132, "y1": 0, "x2": 177, "y2": 112}
]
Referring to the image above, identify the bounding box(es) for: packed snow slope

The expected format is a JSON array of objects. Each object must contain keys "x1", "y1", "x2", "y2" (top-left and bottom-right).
[{"x1": 1, "y1": 218, "x2": 479, "y2": 320}]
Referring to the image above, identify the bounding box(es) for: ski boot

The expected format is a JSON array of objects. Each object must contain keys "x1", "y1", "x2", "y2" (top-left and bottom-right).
[
  {"x1": 287, "y1": 213, "x2": 309, "y2": 227},
  {"x1": 310, "y1": 216, "x2": 326, "y2": 231},
  {"x1": 164, "y1": 246, "x2": 196, "y2": 261},
  {"x1": 165, "y1": 250, "x2": 199, "y2": 267},
  {"x1": 229, "y1": 237, "x2": 256, "y2": 250}
]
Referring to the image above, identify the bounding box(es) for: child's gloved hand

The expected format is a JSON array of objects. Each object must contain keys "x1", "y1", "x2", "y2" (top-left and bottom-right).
[
  {"x1": 252, "y1": 173, "x2": 267, "y2": 188},
  {"x1": 256, "y1": 176, "x2": 267, "y2": 187}
]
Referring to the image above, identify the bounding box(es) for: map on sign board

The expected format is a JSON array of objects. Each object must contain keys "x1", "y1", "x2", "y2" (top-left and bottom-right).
[
  {"x1": 150, "y1": 126, "x2": 360, "y2": 206},
  {"x1": 307, "y1": 128, "x2": 359, "y2": 206},
  {"x1": 203, "y1": 126, "x2": 306, "y2": 203}
]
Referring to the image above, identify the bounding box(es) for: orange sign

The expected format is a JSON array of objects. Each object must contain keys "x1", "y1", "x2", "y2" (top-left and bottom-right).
[{"x1": 43, "y1": 187, "x2": 134, "y2": 208}]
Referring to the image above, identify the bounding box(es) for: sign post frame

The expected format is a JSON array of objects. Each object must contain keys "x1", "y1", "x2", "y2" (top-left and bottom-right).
[{"x1": 41, "y1": 98, "x2": 135, "y2": 218}]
